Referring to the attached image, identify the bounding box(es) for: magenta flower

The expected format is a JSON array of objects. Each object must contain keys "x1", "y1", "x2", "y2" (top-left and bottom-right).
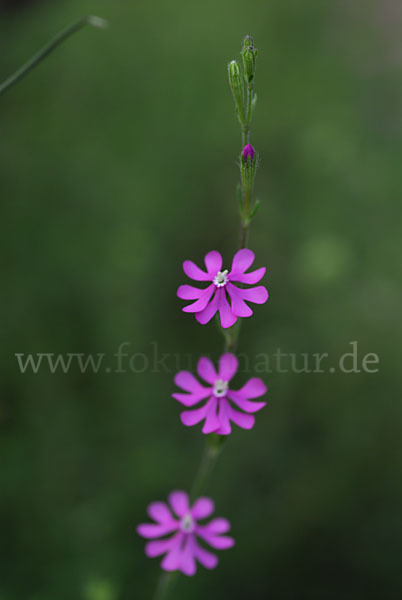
[
  {"x1": 242, "y1": 143, "x2": 255, "y2": 161},
  {"x1": 173, "y1": 353, "x2": 267, "y2": 435},
  {"x1": 177, "y1": 248, "x2": 268, "y2": 328},
  {"x1": 137, "y1": 490, "x2": 234, "y2": 576}
]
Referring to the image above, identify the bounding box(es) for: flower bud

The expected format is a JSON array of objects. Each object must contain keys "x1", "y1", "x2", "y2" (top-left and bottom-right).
[
  {"x1": 240, "y1": 144, "x2": 257, "y2": 194},
  {"x1": 241, "y1": 35, "x2": 257, "y2": 83},
  {"x1": 228, "y1": 60, "x2": 244, "y2": 123},
  {"x1": 242, "y1": 143, "x2": 255, "y2": 163}
]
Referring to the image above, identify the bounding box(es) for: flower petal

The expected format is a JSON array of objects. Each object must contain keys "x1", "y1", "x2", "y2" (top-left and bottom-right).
[
  {"x1": 199, "y1": 534, "x2": 235, "y2": 550},
  {"x1": 137, "y1": 521, "x2": 178, "y2": 539},
  {"x1": 183, "y1": 260, "x2": 211, "y2": 281},
  {"x1": 230, "y1": 266, "x2": 266, "y2": 284},
  {"x1": 172, "y1": 389, "x2": 211, "y2": 407},
  {"x1": 180, "y1": 399, "x2": 211, "y2": 426},
  {"x1": 236, "y1": 285, "x2": 268, "y2": 304},
  {"x1": 230, "y1": 248, "x2": 255, "y2": 275},
  {"x1": 227, "y1": 389, "x2": 266, "y2": 413},
  {"x1": 168, "y1": 491, "x2": 190, "y2": 518},
  {"x1": 198, "y1": 518, "x2": 231, "y2": 535},
  {"x1": 174, "y1": 371, "x2": 204, "y2": 393},
  {"x1": 235, "y1": 378, "x2": 267, "y2": 399},
  {"x1": 145, "y1": 534, "x2": 178, "y2": 558},
  {"x1": 197, "y1": 357, "x2": 218, "y2": 384},
  {"x1": 202, "y1": 397, "x2": 221, "y2": 434},
  {"x1": 226, "y1": 283, "x2": 253, "y2": 317},
  {"x1": 217, "y1": 289, "x2": 237, "y2": 329},
  {"x1": 179, "y1": 535, "x2": 197, "y2": 576},
  {"x1": 192, "y1": 540, "x2": 218, "y2": 569},
  {"x1": 147, "y1": 501, "x2": 174, "y2": 524},
  {"x1": 227, "y1": 405, "x2": 255, "y2": 430},
  {"x1": 182, "y1": 284, "x2": 215, "y2": 313},
  {"x1": 215, "y1": 398, "x2": 232, "y2": 435},
  {"x1": 191, "y1": 497, "x2": 214, "y2": 520},
  {"x1": 218, "y1": 353, "x2": 238, "y2": 381},
  {"x1": 195, "y1": 289, "x2": 220, "y2": 325},
  {"x1": 177, "y1": 284, "x2": 205, "y2": 300},
  {"x1": 161, "y1": 532, "x2": 184, "y2": 571},
  {"x1": 204, "y1": 250, "x2": 222, "y2": 276}
]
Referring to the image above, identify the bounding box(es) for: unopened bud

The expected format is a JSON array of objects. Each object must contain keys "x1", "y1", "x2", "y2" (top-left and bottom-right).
[
  {"x1": 242, "y1": 143, "x2": 255, "y2": 163},
  {"x1": 240, "y1": 144, "x2": 257, "y2": 194},
  {"x1": 241, "y1": 35, "x2": 257, "y2": 83},
  {"x1": 228, "y1": 60, "x2": 245, "y2": 123}
]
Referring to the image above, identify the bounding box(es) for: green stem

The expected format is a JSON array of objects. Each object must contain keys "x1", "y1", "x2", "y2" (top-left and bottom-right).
[
  {"x1": 240, "y1": 185, "x2": 252, "y2": 249},
  {"x1": 152, "y1": 571, "x2": 177, "y2": 600},
  {"x1": 241, "y1": 83, "x2": 253, "y2": 146},
  {"x1": 245, "y1": 84, "x2": 253, "y2": 133},
  {"x1": 190, "y1": 435, "x2": 224, "y2": 502},
  {"x1": 240, "y1": 221, "x2": 249, "y2": 250},
  {"x1": 0, "y1": 15, "x2": 107, "y2": 97},
  {"x1": 241, "y1": 128, "x2": 248, "y2": 148},
  {"x1": 153, "y1": 39, "x2": 259, "y2": 600}
]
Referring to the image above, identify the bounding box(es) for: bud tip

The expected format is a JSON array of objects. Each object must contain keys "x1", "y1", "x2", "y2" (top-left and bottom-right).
[{"x1": 86, "y1": 15, "x2": 109, "y2": 29}]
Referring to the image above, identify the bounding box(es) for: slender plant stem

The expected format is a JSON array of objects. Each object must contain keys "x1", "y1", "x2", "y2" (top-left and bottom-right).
[
  {"x1": 240, "y1": 223, "x2": 249, "y2": 249},
  {"x1": 241, "y1": 81, "x2": 253, "y2": 146},
  {"x1": 0, "y1": 15, "x2": 107, "y2": 97},
  {"x1": 153, "y1": 39, "x2": 258, "y2": 600},
  {"x1": 154, "y1": 128, "x2": 254, "y2": 600},
  {"x1": 246, "y1": 84, "x2": 253, "y2": 137},
  {"x1": 190, "y1": 436, "x2": 224, "y2": 502},
  {"x1": 152, "y1": 572, "x2": 177, "y2": 600},
  {"x1": 240, "y1": 80, "x2": 254, "y2": 246}
]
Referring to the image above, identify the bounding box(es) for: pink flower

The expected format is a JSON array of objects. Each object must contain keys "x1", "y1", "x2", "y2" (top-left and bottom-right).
[
  {"x1": 173, "y1": 353, "x2": 267, "y2": 435},
  {"x1": 177, "y1": 248, "x2": 268, "y2": 328},
  {"x1": 137, "y1": 490, "x2": 234, "y2": 576}
]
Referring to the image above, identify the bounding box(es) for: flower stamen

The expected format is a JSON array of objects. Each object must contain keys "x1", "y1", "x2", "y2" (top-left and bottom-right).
[
  {"x1": 213, "y1": 379, "x2": 229, "y2": 398},
  {"x1": 213, "y1": 269, "x2": 229, "y2": 287},
  {"x1": 180, "y1": 513, "x2": 195, "y2": 533}
]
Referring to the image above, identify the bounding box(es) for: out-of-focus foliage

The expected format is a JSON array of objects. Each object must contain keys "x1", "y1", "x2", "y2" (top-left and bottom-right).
[{"x1": 0, "y1": 0, "x2": 401, "y2": 598}]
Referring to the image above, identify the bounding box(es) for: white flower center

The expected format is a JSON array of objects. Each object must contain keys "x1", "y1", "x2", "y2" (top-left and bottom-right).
[
  {"x1": 213, "y1": 378, "x2": 229, "y2": 398},
  {"x1": 180, "y1": 513, "x2": 195, "y2": 533},
  {"x1": 213, "y1": 269, "x2": 229, "y2": 287}
]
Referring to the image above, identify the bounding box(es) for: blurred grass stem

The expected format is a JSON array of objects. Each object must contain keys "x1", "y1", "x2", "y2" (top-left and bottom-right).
[{"x1": 0, "y1": 15, "x2": 107, "y2": 97}]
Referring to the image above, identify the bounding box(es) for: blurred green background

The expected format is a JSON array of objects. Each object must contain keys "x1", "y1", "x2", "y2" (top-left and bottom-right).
[{"x1": 1, "y1": 0, "x2": 402, "y2": 598}]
